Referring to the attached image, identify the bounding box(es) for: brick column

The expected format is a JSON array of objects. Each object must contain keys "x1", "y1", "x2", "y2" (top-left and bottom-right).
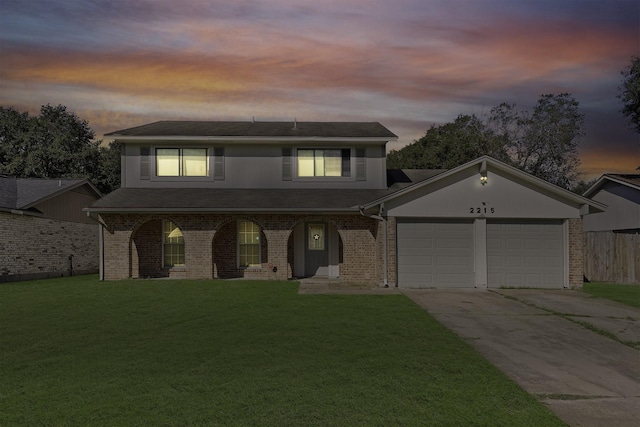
[
  {"x1": 103, "y1": 228, "x2": 133, "y2": 280},
  {"x1": 263, "y1": 229, "x2": 290, "y2": 280},
  {"x1": 568, "y1": 218, "x2": 584, "y2": 289},
  {"x1": 183, "y1": 229, "x2": 215, "y2": 279}
]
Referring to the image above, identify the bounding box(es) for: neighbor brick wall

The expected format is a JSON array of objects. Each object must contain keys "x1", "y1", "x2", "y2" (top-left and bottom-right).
[
  {"x1": 0, "y1": 212, "x2": 98, "y2": 282},
  {"x1": 568, "y1": 217, "x2": 584, "y2": 288}
]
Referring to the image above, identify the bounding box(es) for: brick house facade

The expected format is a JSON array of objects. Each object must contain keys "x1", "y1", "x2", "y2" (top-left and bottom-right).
[{"x1": 87, "y1": 121, "x2": 602, "y2": 288}]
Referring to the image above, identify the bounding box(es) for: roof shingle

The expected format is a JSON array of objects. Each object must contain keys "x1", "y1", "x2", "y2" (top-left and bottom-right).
[
  {"x1": 86, "y1": 169, "x2": 443, "y2": 212},
  {"x1": 0, "y1": 177, "x2": 98, "y2": 210},
  {"x1": 106, "y1": 121, "x2": 398, "y2": 139}
]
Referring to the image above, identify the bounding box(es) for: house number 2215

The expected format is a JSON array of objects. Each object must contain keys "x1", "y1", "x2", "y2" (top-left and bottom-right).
[{"x1": 470, "y1": 206, "x2": 495, "y2": 214}]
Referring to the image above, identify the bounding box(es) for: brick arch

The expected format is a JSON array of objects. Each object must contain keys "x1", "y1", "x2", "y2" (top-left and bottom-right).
[
  {"x1": 129, "y1": 215, "x2": 187, "y2": 279},
  {"x1": 286, "y1": 216, "x2": 345, "y2": 279},
  {"x1": 212, "y1": 216, "x2": 268, "y2": 279},
  {"x1": 286, "y1": 215, "x2": 347, "y2": 244},
  {"x1": 211, "y1": 215, "x2": 268, "y2": 243},
  {"x1": 130, "y1": 215, "x2": 187, "y2": 240}
]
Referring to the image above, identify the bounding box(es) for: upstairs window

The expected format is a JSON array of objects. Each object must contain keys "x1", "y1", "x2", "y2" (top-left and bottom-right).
[
  {"x1": 156, "y1": 148, "x2": 208, "y2": 177},
  {"x1": 297, "y1": 149, "x2": 350, "y2": 177}
]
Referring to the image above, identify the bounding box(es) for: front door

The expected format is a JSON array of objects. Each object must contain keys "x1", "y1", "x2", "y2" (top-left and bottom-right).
[{"x1": 305, "y1": 222, "x2": 329, "y2": 276}]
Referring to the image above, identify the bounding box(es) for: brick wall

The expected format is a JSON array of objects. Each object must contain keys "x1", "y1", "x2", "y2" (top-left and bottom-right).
[
  {"x1": 99, "y1": 212, "x2": 583, "y2": 288},
  {"x1": 568, "y1": 217, "x2": 584, "y2": 288},
  {"x1": 0, "y1": 212, "x2": 98, "y2": 282},
  {"x1": 100, "y1": 213, "x2": 382, "y2": 283}
]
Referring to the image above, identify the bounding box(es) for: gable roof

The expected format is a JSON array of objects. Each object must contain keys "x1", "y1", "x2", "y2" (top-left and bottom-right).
[
  {"x1": 0, "y1": 177, "x2": 102, "y2": 212},
  {"x1": 583, "y1": 174, "x2": 640, "y2": 198},
  {"x1": 105, "y1": 121, "x2": 398, "y2": 141},
  {"x1": 362, "y1": 155, "x2": 606, "y2": 214}
]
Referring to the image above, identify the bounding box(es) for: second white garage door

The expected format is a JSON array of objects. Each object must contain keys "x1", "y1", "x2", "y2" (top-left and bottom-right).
[
  {"x1": 397, "y1": 220, "x2": 474, "y2": 288},
  {"x1": 487, "y1": 220, "x2": 565, "y2": 288}
]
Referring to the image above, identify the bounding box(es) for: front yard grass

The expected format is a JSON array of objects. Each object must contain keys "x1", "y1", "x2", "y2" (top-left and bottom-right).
[
  {"x1": 1, "y1": 275, "x2": 563, "y2": 426},
  {"x1": 583, "y1": 282, "x2": 640, "y2": 308}
]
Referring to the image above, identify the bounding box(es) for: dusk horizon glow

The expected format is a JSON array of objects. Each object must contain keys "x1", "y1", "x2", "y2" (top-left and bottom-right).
[{"x1": 1, "y1": 0, "x2": 638, "y2": 179}]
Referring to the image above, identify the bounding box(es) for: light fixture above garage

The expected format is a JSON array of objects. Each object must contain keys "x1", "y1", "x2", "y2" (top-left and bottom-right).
[{"x1": 480, "y1": 160, "x2": 488, "y2": 185}]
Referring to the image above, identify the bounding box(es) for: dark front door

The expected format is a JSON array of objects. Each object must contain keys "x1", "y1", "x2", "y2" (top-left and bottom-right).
[{"x1": 305, "y1": 222, "x2": 329, "y2": 276}]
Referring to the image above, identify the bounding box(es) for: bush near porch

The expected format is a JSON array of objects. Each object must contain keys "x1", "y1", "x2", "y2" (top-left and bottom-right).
[{"x1": 0, "y1": 276, "x2": 562, "y2": 426}]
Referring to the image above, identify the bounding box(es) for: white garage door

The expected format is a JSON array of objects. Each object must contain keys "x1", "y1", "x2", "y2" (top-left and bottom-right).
[
  {"x1": 487, "y1": 220, "x2": 564, "y2": 288},
  {"x1": 397, "y1": 220, "x2": 474, "y2": 288}
]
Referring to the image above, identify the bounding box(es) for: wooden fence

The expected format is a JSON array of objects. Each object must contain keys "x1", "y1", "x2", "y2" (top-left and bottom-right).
[{"x1": 584, "y1": 231, "x2": 640, "y2": 284}]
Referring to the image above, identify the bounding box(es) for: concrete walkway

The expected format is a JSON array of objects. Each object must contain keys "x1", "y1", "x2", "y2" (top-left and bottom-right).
[{"x1": 402, "y1": 288, "x2": 640, "y2": 427}]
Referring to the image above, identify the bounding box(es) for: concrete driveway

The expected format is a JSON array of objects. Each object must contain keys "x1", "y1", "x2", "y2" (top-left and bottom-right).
[{"x1": 402, "y1": 288, "x2": 640, "y2": 427}]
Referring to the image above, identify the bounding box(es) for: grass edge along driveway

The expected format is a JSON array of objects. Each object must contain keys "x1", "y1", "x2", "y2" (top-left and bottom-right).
[
  {"x1": 0, "y1": 276, "x2": 564, "y2": 426},
  {"x1": 582, "y1": 282, "x2": 640, "y2": 308}
]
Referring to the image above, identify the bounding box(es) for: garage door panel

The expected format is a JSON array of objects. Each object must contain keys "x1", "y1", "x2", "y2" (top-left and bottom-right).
[
  {"x1": 399, "y1": 239, "x2": 435, "y2": 250},
  {"x1": 398, "y1": 221, "x2": 474, "y2": 288},
  {"x1": 525, "y1": 240, "x2": 541, "y2": 249},
  {"x1": 437, "y1": 255, "x2": 471, "y2": 266},
  {"x1": 400, "y1": 255, "x2": 435, "y2": 266},
  {"x1": 487, "y1": 220, "x2": 564, "y2": 289}
]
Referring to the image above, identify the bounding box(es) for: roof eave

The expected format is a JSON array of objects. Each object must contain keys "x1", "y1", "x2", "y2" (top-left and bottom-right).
[
  {"x1": 107, "y1": 135, "x2": 397, "y2": 143},
  {"x1": 583, "y1": 174, "x2": 640, "y2": 198},
  {"x1": 84, "y1": 207, "x2": 362, "y2": 214},
  {"x1": 363, "y1": 155, "x2": 607, "y2": 213},
  {"x1": 21, "y1": 179, "x2": 103, "y2": 210}
]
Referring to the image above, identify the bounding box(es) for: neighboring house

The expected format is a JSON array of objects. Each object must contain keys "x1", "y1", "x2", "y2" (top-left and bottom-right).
[
  {"x1": 583, "y1": 174, "x2": 640, "y2": 284},
  {"x1": 0, "y1": 177, "x2": 102, "y2": 282},
  {"x1": 86, "y1": 120, "x2": 604, "y2": 288}
]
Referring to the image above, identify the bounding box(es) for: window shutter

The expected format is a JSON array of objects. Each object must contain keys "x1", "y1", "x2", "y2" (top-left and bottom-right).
[
  {"x1": 140, "y1": 147, "x2": 150, "y2": 180},
  {"x1": 355, "y1": 148, "x2": 366, "y2": 181},
  {"x1": 282, "y1": 148, "x2": 292, "y2": 181},
  {"x1": 214, "y1": 148, "x2": 225, "y2": 180},
  {"x1": 341, "y1": 149, "x2": 351, "y2": 177}
]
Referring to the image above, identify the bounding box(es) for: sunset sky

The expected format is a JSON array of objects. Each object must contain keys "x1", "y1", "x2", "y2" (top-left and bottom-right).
[{"x1": 1, "y1": 0, "x2": 638, "y2": 179}]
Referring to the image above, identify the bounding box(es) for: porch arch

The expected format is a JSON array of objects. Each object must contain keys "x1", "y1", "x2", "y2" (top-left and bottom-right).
[
  {"x1": 287, "y1": 217, "x2": 344, "y2": 279},
  {"x1": 130, "y1": 216, "x2": 187, "y2": 279},
  {"x1": 212, "y1": 216, "x2": 268, "y2": 279}
]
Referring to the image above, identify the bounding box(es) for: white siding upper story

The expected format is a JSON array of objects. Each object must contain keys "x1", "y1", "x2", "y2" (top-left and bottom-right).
[{"x1": 121, "y1": 142, "x2": 388, "y2": 189}]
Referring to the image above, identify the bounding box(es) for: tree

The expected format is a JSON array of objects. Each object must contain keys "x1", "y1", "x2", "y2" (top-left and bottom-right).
[
  {"x1": 0, "y1": 106, "x2": 31, "y2": 176},
  {"x1": 389, "y1": 93, "x2": 585, "y2": 190},
  {"x1": 93, "y1": 141, "x2": 122, "y2": 194},
  {"x1": 619, "y1": 55, "x2": 640, "y2": 133},
  {"x1": 570, "y1": 178, "x2": 597, "y2": 196},
  {"x1": 0, "y1": 104, "x2": 120, "y2": 193},
  {"x1": 489, "y1": 93, "x2": 584, "y2": 189},
  {"x1": 387, "y1": 114, "x2": 506, "y2": 169}
]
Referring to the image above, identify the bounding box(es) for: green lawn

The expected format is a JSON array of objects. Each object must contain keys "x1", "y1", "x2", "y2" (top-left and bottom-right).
[
  {"x1": 583, "y1": 282, "x2": 640, "y2": 308},
  {"x1": 0, "y1": 276, "x2": 563, "y2": 426}
]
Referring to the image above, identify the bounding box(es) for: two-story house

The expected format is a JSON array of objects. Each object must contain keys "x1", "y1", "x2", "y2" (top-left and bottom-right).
[{"x1": 87, "y1": 120, "x2": 604, "y2": 288}]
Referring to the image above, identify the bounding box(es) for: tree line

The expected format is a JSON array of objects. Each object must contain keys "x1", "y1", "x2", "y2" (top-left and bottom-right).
[
  {"x1": 387, "y1": 93, "x2": 585, "y2": 190},
  {"x1": 0, "y1": 104, "x2": 120, "y2": 194}
]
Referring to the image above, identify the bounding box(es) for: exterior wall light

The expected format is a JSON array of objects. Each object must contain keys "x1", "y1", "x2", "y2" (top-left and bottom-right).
[{"x1": 479, "y1": 159, "x2": 488, "y2": 185}]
